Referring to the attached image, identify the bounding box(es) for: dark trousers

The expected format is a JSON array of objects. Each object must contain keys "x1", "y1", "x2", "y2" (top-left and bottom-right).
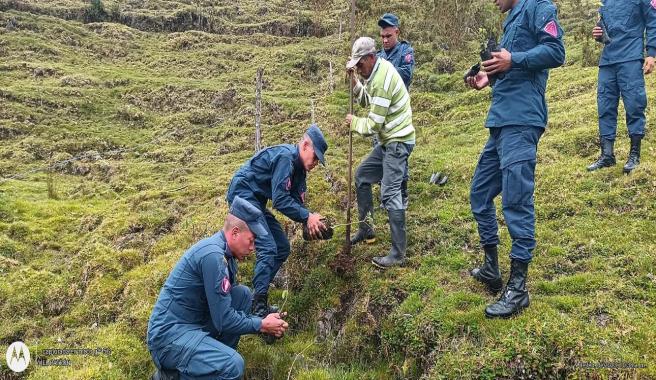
[
  {"x1": 470, "y1": 126, "x2": 543, "y2": 262},
  {"x1": 226, "y1": 186, "x2": 290, "y2": 296},
  {"x1": 598, "y1": 60, "x2": 647, "y2": 140},
  {"x1": 251, "y1": 210, "x2": 290, "y2": 295},
  {"x1": 356, "y1": 142, "x2": 414, "y2": 211}
]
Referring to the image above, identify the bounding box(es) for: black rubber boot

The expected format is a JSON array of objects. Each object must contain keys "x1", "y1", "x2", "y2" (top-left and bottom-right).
[
  {"x1": 470, "y1": 245, "x2": 503, "y2": 294},
  {"x1": 252, "y1": 293, "x2": 278, "y2": 344},
  {"x1": 351, "y1": 186, "x2": 376, "y2": 245},
  {"x1": 151, "y1": 368, "x2": 179, "y2": 380},
  {"x1": 485, "y1": 259, "x2": 530, "y2": 319},
  {"x1": 252, "y1": 293, "x2": 270, "y2": 317},
  {"x1": 623, "y1": 135, "x2": 642, "y2": 174},
  {"x1": 372, "y1": 209, "x2": 406, "y2": 268},
  {"x1": 587, "y1": 138, "x2": 616, "y2": 171}
]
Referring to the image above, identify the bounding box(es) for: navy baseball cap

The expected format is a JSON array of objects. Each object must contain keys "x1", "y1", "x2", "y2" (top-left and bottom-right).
[
  {"x1": 230, "y1": 196, "x2": 268, "y2": 237},
  {"x1": 306, "y1": 124, "x2": 328, "y2": 166},
  {"x1": 378, "y1": 13, "x2": 399, "y2": 28}
]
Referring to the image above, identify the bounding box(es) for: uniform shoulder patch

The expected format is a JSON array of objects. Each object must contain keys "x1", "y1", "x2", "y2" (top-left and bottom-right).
[
  {"x1": 404, "y1": 53, "x2": 413, "y2": 64},
  {"x1": 220, "y1": 276, "x2": 231, "y2": 294},
  {"x1": 543, "y1": 20, "x2": 558, "y2": 38},
  {"x1": 285, "y1": 177, "x2": 292, "y2": 191}
]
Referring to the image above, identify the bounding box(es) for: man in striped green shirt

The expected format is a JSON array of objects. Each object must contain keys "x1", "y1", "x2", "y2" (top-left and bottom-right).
[{"x1": 345, "y1": 36, "x2": 416, "y2": 268}]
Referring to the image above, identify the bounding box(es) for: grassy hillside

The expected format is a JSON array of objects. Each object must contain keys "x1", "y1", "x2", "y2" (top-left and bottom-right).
[{"x1": 0, "y1": 0, "x2": 654, "y2": 379}]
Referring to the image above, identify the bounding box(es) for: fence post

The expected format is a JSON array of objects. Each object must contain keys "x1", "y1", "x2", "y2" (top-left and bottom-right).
[{"x1": 255, "y1": 67, "x2": 263, "y2": 152}]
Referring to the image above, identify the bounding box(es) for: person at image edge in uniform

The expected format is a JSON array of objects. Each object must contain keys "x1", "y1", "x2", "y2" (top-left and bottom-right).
[
  {"x1": 587, "y1": 0, "x2": 656, "y2": 173},
  {"x1": 464, "y1": 0, "x2": 565, "y2": 318}
]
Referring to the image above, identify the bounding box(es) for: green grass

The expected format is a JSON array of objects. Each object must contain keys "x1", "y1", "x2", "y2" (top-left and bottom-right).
[{"x1": 0, "y1": 0, "x2": 655, "y2": 378}]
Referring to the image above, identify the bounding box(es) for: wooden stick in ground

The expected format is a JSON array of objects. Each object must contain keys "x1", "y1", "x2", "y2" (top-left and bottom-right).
[
  {"x1": 255, "y1": 67, "x2": 263, "y2": 152},
  {"x1": 345, "y1": 71, "x2": 354, "y2": 254}
]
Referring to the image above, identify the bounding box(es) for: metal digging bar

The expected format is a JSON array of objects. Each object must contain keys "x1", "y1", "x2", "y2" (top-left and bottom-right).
[{"x1": 344, "y1": 71, "x2": 354, "y2": 255}]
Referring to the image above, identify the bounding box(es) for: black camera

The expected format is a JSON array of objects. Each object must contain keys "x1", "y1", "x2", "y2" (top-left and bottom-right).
[
  {"x1": 595, "y1": 13, "x2": 611, "y2": 45},
  {"x1": 463, "y1": 36, "x2": 505, "y2": 86}
]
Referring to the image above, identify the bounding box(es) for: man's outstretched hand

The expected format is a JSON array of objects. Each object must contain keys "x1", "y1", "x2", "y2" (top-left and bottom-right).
[{"x1": 306, "y1": 213, "x2": 327, "y2": 239}]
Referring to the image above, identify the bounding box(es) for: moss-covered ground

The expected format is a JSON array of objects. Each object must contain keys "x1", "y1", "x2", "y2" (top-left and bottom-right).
[{"x1": 0, "y1": 0, "x2": 654, "y2": 378}]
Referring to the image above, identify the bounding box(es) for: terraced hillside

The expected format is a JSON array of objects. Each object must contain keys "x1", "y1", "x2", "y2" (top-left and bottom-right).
[{"x1": 0, "y1": 0, "x2": 655, "y2": 379}]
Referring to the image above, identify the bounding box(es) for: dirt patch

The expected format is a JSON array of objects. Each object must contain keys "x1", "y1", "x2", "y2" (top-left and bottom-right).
[
  {"x1": 591, "y1": 309, "x2": 611, "y2": 327},
  {"x1": 32, "y1": 66, "x2": 57, "y2": 77},
  {"x1": 329, "y1": 249, "x2": 356, "y2": 278},
  {"x1": 60, "y1": 75, "x2": 97, "y2": 87},
  {"x1": 0, "y1": 126, "x2": 24, "y2": 140}
]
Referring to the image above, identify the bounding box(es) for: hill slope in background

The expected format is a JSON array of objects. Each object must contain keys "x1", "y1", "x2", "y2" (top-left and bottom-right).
[{"x1": 0, "y1": 0, "x2": 654, "y2": 378}]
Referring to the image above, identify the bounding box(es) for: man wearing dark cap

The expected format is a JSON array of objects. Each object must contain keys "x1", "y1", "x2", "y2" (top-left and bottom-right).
[
  {"x1": 376, "y1": 12, "x2": 416, "y2": 209},
  {"x1": 226, "y1": 124, "x2": 328, "y2": 326},
  {"x1": 377, "y1": 13, "x2": 415, "y2": 89},
  {"x1": 147, "y1": 196, "x2": 289, "y2": 380},
  {"x1": 346, "y1": 37, "x2": 415, "y2": 269}
]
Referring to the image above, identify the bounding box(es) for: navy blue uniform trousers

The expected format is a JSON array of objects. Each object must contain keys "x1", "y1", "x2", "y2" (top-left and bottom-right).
[
  {"x1": 225, "y1": 187, "x2": 290, "y2": 296},
  {"x1": 154, "y1": 285, "x2": 252, "y2": 380},
  {"x1": 251, "y1": 209, "x2": 290, "y2": 295},
  {"x1": 598, "y1": 60, "x2": 647, "y2": 140},
  {"x1": 470, "y1": 126, "x2": 543, "y2": 262}
]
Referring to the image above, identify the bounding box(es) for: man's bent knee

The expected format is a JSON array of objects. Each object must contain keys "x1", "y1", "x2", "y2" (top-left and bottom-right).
[{"x1": 223, "y1": 353, "x2": 245, "y2": 380}]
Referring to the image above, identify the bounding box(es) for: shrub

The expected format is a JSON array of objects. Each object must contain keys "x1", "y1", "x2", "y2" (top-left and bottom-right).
[{"x1": 85, "y1": 0, "x2": 107, "y2": 23}]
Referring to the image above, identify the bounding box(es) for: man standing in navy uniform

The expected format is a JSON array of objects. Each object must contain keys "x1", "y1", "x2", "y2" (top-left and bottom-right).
[
  {"x1": 226, "y1": 125, "x2": 328, "y2": 323},
  {"x1": 465, "y1": 0, "x2": 565, "y2": 318},
  {"x1": 587, "y1": 0, "x2": 656, "y2": 173},
  {"x1": 147, "y1": 196, "x2": 289, "y2": 380},
  {"x1": 377, "y1": 13, "x2": 414, "y2": 208},
  {"x1": 377, "y1": 13, "x2": 415, "y2": 89}
]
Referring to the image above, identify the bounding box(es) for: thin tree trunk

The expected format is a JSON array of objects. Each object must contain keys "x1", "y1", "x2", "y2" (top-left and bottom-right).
[{"x1": 349, "y1": 0, "x2": 356, "y2": 44}]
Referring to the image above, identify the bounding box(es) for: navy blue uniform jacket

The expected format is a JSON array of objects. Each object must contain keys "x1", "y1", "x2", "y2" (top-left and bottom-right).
[
  {"x1": 147, "y1": 232, "x2": 262, "y2": 354},
  {"x1": 228, "y1": 144, "x2": 309, "y2": 223},
  {"x1": 486, "y1": 0, "x2": 565, "y2": 128},
  {"x1": 378, "y1": 40, "x2": 415, "y2": 88},
  {"x1": 599, "y1": 0, "x2": 656, "y2": 66}
]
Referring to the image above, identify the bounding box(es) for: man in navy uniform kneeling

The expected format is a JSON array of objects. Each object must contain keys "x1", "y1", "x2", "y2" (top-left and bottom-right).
[{"x1": 147, "y1": 196, "x2": 288, "y2": 380}]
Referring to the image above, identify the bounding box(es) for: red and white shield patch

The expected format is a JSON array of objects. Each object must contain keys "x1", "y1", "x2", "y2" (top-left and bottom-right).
[
  {"x1": 220, "y1": 277, "x2": 231, "y2": 294},
  {"x1": 404, "y1": 53, "x2": 413, "y2": 64},
  {"x1": 652, "y1": 0, "x2": 656, "y2": 10},
  {"x1": 285, "y1": 178, "x2": 292, "y2": 191},
  {"x1": 543, "y1": 20, "x2": 558, "y2": 38}
]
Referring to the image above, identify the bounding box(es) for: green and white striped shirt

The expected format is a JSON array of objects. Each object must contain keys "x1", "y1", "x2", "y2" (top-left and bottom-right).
[{"x1": 351, "y1": 58, "x2": 415, "y2": 145}]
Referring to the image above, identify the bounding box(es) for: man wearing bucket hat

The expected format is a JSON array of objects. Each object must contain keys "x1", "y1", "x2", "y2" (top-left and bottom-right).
[
  {"x1": 345, "y1": 36, "x2": 416, "y2": 269},
  {"x1": 148, "y1": 196, "x2": 289, "y2": 380},
  {"x1": 226, "y1": 125, "x2": 328, "y2": 326}
]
